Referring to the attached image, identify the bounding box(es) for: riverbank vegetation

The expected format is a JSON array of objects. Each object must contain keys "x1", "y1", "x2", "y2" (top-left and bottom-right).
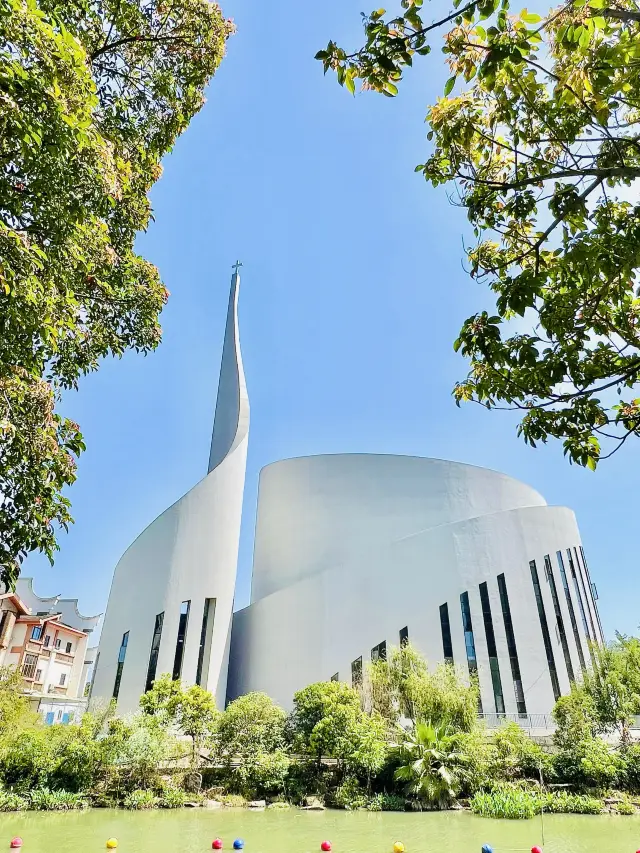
[{"x1": 1, "y1": 638, "x2": 640, "y2": 817}]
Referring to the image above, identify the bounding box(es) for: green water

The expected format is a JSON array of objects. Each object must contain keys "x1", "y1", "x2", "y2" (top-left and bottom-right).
[{"x1": 0, "y1": 809, "x2": 638, "y2": 853}]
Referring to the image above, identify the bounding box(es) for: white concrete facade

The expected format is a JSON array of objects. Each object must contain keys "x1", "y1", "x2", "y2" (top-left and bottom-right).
[
  {"x1": 92, "y1": 267, "x2": 249, "y2": 714},
  {"x1": 228, "y1": 454, "x2": 603, "y2": 716}
]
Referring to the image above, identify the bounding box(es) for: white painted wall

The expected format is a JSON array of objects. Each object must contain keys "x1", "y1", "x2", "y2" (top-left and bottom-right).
[
  {"x1": 93, "y1": 270, "x2": 249, "y2": 714},
  {"x1": 229, "y1": 455, "x2": 598, "y2": 717}
]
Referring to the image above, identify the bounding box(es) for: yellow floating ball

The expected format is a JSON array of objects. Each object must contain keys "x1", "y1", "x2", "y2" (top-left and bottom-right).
[
  {"x1": 106, "y1": 840, "x2": 118, "y2": 849},
  {"x1": 393, "y1": 843, "x2": 405, "y2": 853}
]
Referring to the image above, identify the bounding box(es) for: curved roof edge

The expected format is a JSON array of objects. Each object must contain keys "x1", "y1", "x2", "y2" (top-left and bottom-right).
[{"x1": 17, "y1": 577, "x2": 101, "y2": 624}]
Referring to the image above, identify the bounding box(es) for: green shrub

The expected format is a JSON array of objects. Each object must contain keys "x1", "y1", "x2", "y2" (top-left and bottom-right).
[
  {"x1": 367, "y1": 793, "x2": 406, "y2": 811},
  {"x1": 470, "y1": 787, "x2": 539, "y2": 819},
  {"x1": 617, "y1": 800, "x2": 636, "y2": 815},
  {"x1": 329, "y1": 777, "x2": 368, "y2": 810},
  {"x1": 0, "y1": 791, "x2": 27, "y2": 812},
  {"x1": 28, "y1": 789, "x2": 87, "y2": 811},
  {"x1": 220, "y1": 793, "x2": 247, "y2": 808},
  {"x1": 266, "y1": 800, "x2": 291, "y2": 809},
  {"x1": 160, "y1": 788, "x2": 186, "y2": 809},
  {"x1": 621, "y1": 744, "x2": 640, "y2": 792},
  {"x1": 543, "y1": 792, "x2": 603, "y2": 815},
  {"x1": 553, "y1": 737, "x2": 622, "y2": 789},
  {"x1": 123, "y1": 789, "x2": 157, "y2": 810}
]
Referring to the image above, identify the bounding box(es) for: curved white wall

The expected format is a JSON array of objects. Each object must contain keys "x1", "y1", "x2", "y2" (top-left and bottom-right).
[
  {"x1": 93, "y1": 269, "x2": 249, "y2": 714},
  {"x1": 230, "y1": 454, "x2": 602, "y2": 716}
]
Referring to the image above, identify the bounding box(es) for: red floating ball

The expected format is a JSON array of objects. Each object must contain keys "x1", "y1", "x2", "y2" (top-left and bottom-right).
[
  {"x1": 212, "y1": 840, "x2": 223, "y2": 850},
  {"x1": 10, "y1": 840, "x2": 23, "y2": 850},
  {"x1": 531, "y1": 847, "x2": 543, "y2": 853},
  {"x1": 321, "y1": 843, "x2": 332, "y2": 852}
]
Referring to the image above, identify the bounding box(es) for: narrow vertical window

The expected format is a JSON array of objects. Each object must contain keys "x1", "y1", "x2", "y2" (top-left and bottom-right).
[
  {"x1": 530, "y1": 561, "x2": 561, "y2": 701},
  {"x1": 439, "y1": 603, "x2": 454, "y2": 664},
  {"x1": 172, "y1": 601, "x2": 190, "y2": 680},
  {"x1": 497, "y1": 574, "x2": 527, "y2": 715},
  {"x1": 351, "y1": 656, "x2": 363, "y2": 688},
  {"x1": 371, "y1": 641, "x2": 387, "y2": 662},
  {"x1": 579, "y1": 546, "x2": 605, "y2": 643},
  {"x1": 145, "y1": 612, "x2": 164, "y2": 693},
  {"x1": 113, "y1": 631, "x2": 129, "y2": 699},
  {"x1": 89, "y1": 651, "x2": 100, "y2": 699},
  {"x1": 399, "y1": 626, "x2": 409, "y2": 647},
  {"x1": 479, "y1": 582, "x2": 505, "y2": 714},
  {"x1": 544, "y1": 555, "x2": 575, "y2": 683},
  {"x1": 556, "y1": 551, "x2": 586, "y2": 673},
  {"x1": 460, "y1": 592, "x2": 482, "y2": 713},
  {"x1": 195, "y1": 598, "x2": 216, "y2": 686},
  {"x1": 567, "y1": 548, "x2": 591, "y2": 642},
  {"x1": 574, "y1": 547, "x2": 598, "y2": 644},
  {"x1": 330, "y1": 673, "x2": 339, "y2": 682}
]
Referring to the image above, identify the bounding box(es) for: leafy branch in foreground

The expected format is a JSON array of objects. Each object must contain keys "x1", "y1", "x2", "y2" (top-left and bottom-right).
[
  {"x1": 0, "y1": 0, "x2": 232, "y2": 587},
  {"x1": 318, "y1": 0, "x2": 640, "y2": 468}
]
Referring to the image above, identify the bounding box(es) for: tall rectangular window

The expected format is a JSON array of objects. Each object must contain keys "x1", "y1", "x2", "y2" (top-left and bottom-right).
[
  {"x1": 556, "y1": 551, "x2": 586, "y2": 673},
  {"x1": 439, "y1": 603, "x2": 454, "y2": 664},
  {"x1": 530, "y1": 561, "x2": 561, "y2": 701},
  {"x1": 351, "y1": 656, "x2": 363, "y2": 688},
  {"x1": 172, "y1": 601, "x2": 190, "y2": 680},
  {"x1": 195, "y1": 598, "x2": 216, "y2": 686},
  {"x1": 145, "y1": 612, "x2": 164, "y2": 693},
  {"x1": 399, "y1": 626, "x2": 409, "y2": 647},
  {"x1": 567, "y1": 548, "x2": 591, "y2": 642},
  {"x1": 544, "y1": 555, "x2": 575, "y2": 683},
  {"x1": 579, "y1": 546, "x2": 605, "y2": 643},
  {"x1": 330, "y1": 673, "x2": 339, "y2": 682},
  {"x1": 479, "y1": 582, "x2": 505, "y2": 714},
  {"x1": 497, "y1": 574, "x2": 527, "y2": 715},
  {"x1": 574, "y1": 547, "x2": 598, "y2": 643},
  {"x1": 460, "y1": 592, "x2": 482, "y2": 713},
  {"x1": 31, "y1": 626, "x2": 43, "y2": 641},
  {"x1": 113, "y1": 631, "x2": 129, "y2": 699},
  {"x1": 22, "y1": 653, "x2": 38, "y2": 679},
  {"x1": 371, "y1": 641, "x2": 387, "y2": 662},
  {"x1": 89, "y1": 651, "x2": 100, "y2": 699}
]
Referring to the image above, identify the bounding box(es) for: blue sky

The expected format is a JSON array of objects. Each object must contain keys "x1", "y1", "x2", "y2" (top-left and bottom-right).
[{"x1": 25, "y1": 0, "x2": 637, "y2": 637}]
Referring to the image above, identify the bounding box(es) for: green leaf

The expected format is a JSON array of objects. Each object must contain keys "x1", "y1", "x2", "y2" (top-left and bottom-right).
[
  {"x1": 586, "y1": 456, "x2": 597, "y2": 471},
  {"x1": 521, "y1": 9, "x2": 542, "y2": 22},
  {"x1": 444, "y1": 76, "x2": 456, "y2": 96}
]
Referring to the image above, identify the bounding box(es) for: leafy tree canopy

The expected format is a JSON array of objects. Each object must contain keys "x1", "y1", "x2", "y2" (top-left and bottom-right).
[
  {"x1": 0, "y1": 0, "x2": 231, "y2": 588},
  {"x1": 319, "y1": 0, "x2": 640, "y2": 469}
]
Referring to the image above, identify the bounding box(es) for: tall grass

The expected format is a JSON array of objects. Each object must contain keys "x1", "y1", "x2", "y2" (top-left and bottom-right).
[{"x1": 470, "y1": 786, "x2": 604, "y2": 819}]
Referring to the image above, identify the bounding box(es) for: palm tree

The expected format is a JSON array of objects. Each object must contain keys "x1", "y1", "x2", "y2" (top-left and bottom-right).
[{"x1": 393, "y1": 721, "x2": 467, "y2": 808}]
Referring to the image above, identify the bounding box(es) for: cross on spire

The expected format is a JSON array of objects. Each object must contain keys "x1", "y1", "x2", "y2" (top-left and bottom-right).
[{"x1": 232, "y1": 260, "x2": 243, "y2": 275}]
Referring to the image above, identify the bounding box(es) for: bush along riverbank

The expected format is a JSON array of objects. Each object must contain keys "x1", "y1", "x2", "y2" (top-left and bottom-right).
[{"x1": 1, "y1": 637, "x2": 640, "y2": 817}]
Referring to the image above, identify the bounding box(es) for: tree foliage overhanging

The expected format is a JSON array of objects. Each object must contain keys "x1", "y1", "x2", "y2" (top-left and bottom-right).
[
  {"x1": 0, "y1": 0, "x2": 231, "y2": 588},
  {"x1": 318, "y1": 0, "x2": 640, "y2": 469}
]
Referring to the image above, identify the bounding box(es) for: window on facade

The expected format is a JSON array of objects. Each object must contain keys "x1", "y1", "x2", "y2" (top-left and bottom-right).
[
  {"x1": 496, "y1": 574, "x2": 527, "y2": 716},
  {"x1": 578, "y1": 546, "x2": 605, "y2": 643},
  {"x1": 59, "y1": 673, "x2": 66, "y2": 686},
  {"x1": 330, "y1": 673, "x2": 339, "y2": 682},
  {"x1": 566, "y1": 548, "x2": 591, "y2": 645},
  {"x1": 530, "y1": 561, "x2": 561, "y2": 701},
  {"x1": 399, "y1": 626, "x2": 409, "y2": 647},
  {"x1": 439, "y1": 603, "x2": 454, "y2": 664},
  {"x1": 65, "y1": 642, "x2": 72, "y2": 654},
  {"x1": 460, "y1": 592, "x2": 483, "y2": 713},
  {"x1": 22, "y1": 653, "x2": 38, "y2": 679},
  {"x1": 351, "y1": 657, "x2": 363, "y2": 688},
  {"x1": 54, "y1": 638, "x2": 61, "y2": 650},
  {"x1": 371, "y1": 641, "x2": 387, "y2": 662},
  {"x1": 573, "y1": 546, "x2": 599, "y2": 644},
  {"x1": 43, "y1": 635, "x2": 50, "y2": 648},
  {"x1": 113, "y1": 631, "x2": 129, "y2": 699},
  {"x1": 556, "y1": 551, "x2": 586, "y2": 674},
  {"x1": 544, "y1": 555, "x2": 575, "y2": 683},
  {"x1": 35, "y1": 669, "x2": 42, "y2": 682},
  {"x1": 172, "y1": 601, "x2": 190, "y2": 680},
  {"x1": 57, "y1": 710, "x2": 63, "y2": 721},
  {"x1": 196, "y1": 599, "x2": 216, "y2": 687},
  {"x1": 31, "y1": 625, "x2": 43, "y2": 641},
  {"x1": 479, "y1": 582, "x2": 505, "y2": 715},
  {"x1": 89, "y1": 651, "x2": 100, "y2": 700},
  {"x1": 145, "y1": 612, "x2": 164, "y2": 693}
]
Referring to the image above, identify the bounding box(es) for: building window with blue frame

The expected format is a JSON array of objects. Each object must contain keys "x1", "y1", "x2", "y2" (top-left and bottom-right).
[
  {"x1": 530, "y1": 561, "x2": 561, "y2": 701},
  {"x1": 31, "y1": 625, "x2": 43, "y2": 641}
]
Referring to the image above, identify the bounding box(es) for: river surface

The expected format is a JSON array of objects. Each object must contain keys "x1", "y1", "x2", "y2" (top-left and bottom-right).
[{"x1": 0, "y1": 808, "x2": 638, "y2": 853}]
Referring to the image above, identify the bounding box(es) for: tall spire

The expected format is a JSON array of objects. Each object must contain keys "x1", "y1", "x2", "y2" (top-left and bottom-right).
[{"x1": 208, "y1": 263, "x2": 250, "y2": 473}]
